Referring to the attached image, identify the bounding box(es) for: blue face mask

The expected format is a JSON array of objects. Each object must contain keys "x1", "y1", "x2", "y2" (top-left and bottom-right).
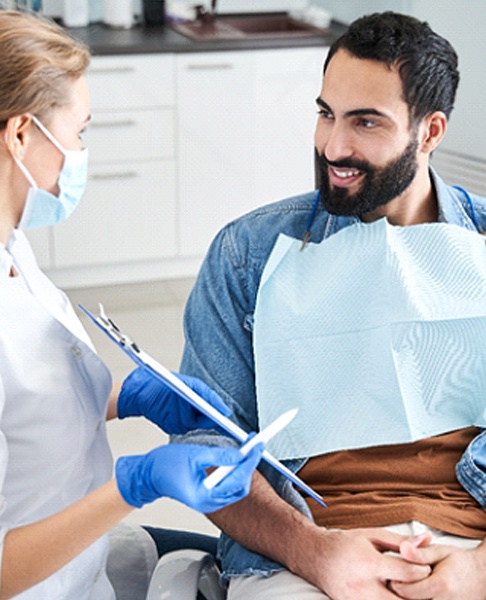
[{"x1": 15, "y1": 115, "x2": 88, "y2": 230}]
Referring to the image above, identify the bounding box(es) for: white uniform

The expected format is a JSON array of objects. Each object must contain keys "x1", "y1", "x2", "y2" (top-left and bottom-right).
[{"x1": 0, "y1": 231, "x2": 115, "y2": 599}]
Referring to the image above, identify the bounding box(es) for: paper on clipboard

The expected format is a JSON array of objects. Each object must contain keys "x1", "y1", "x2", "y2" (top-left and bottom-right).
[{"x1": 79, "y1": 304, "x2": 327, "y2": 508}]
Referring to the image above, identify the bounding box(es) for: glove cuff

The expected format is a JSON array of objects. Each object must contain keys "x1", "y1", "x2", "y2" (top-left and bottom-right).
[
  {"x1": 115, "y1": 454, "x2": 158, "y2": 508},
  {"x1": 116, "y1": 396, "x2": 133, "y2": 420},
  {"x1": 117, "y1": 373, "x2": 142, "y2": 420}
]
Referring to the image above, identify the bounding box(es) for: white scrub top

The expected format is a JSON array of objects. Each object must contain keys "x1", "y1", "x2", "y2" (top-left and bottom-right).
[{"x1": 0, "y1": 231, "x2": 115, "y2": 599}]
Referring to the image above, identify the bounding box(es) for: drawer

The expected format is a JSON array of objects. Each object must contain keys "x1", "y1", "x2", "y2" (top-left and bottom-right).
[
  {"x1": 87, "y1": 54, "x2": 175, "y2": 110},
  {"x1": 84, "y1": 108, "x2": 175, "y2": 163},
  {"x1": 53, "y1": 160, "x2": 177, "y2": 267}
]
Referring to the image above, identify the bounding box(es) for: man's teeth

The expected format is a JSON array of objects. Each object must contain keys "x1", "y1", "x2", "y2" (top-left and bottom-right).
[{"x1": 332, "y1": 168, "x2": 361, "y2": 178}]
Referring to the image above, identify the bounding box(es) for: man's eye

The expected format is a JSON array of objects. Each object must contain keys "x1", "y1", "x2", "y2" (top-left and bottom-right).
[
  {"x1": 317, "y1": 109, "x2": 334, "y2": 120},
  {"x1": 358, "y1": 118, "x2": 377, "y2": 129}
]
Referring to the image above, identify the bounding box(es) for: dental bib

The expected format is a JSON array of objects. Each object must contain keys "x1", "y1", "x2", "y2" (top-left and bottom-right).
[{"x1": 254, "y1": 219, "x2": 486, "y2": 460}]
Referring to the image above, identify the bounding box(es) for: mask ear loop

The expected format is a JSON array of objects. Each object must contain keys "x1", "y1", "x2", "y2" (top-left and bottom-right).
[
  {"x1": 12, "y1": 155, "x2": 38, "y2": 189},
  {"x1": 31, "y1": 115, "x2": 67, "y2": 156}
]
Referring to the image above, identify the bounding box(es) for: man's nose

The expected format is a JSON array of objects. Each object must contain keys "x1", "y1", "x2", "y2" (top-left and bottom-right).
[{"x1": 317, "y1": 121, "x2": 354, "y2": 164}]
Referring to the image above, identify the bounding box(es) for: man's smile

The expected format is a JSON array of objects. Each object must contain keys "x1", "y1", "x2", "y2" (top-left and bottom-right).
[{"x1": 328, "y1": 166, "x2": 365, "y2": 188}]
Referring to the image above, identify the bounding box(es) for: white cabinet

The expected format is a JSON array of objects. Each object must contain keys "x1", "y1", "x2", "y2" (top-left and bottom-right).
[
  {"x1": 50, "y1": 54, "x2": 178, "y2": 286},
  {"x1": 253, "y1": 48, "x2": 327, "y2": 203},
  {"x1": 41, "y1": 47, "x2": 327, "y2": 287},
  {"x1": 177, "y1": 47, "x2": 327, "y2": 257},
  {"x1": 87, "y1": 55, "x2": 175, "y2": 110},
  {"x1": 176, "y1": 51, "x2": 256, "y2": 257}
]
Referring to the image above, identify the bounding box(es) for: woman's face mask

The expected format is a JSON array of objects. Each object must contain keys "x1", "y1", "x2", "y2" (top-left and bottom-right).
[{"x1": 14, "y1": 115, "x2": 88, "y2": 230}]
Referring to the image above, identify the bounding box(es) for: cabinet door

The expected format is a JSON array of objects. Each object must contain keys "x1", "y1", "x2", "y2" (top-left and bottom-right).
[
  {"x1": 254, "y1": 47, "x2": 328, "y2": 201},
  {"x1": 176, "y1": 51, "x2": 257, "y2": 257},
  {"x1": 87, "y1": 54, "x2": 175, "y2": 111},
  {"x1": 83, "y1": 108, "x2": 175, "y2": 164},
  {"x1": 177, "y1": 48, "x2": 328, "y2": 258},
  {"x1": 51, "y1": 54, "x2": 178, "y2": 276},
  {"x1": 53, "y1": 160, "x2": 177, "y2": 268}
]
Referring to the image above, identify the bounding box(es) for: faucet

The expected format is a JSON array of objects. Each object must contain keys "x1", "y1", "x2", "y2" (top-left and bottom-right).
[{"x1": 194, "y1": 0, "x2": 218, "y2": 23}]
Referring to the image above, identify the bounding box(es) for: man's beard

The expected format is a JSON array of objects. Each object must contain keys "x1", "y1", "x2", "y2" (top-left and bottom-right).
[{"x1": 317, "y1": 137, "x2": 419, "y2": 217}]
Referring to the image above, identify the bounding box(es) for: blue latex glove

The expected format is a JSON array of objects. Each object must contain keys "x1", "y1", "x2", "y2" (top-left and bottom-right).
[
  {"x1": 115, "y1": 442, "x2": 264, "y2": 513},
  {"x1": 118, "y1": 366, "x2": 231, "y2": 434}
]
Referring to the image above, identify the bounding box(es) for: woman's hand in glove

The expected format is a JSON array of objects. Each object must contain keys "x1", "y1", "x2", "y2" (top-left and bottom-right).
[
  {"x1": 117, "y1": 366, "x2": 231, "y2": 434},
  {"x1": 115, "y1": 442, "x2": 264, "y2": 513}
]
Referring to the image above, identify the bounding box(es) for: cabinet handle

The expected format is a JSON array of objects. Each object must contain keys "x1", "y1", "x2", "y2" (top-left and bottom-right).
[
  {"x1": 90, "y1": 171, "x2": 139, "y2": 180},
  {"x1": 91, "y1": 120, "x2": 137, "y2": 128},
  {"x1": 186, "y1": 63, "x2": 234, "y2": 71},
  {"x1": 88, "y1": 66, "x2": 136, "y2": 74}
]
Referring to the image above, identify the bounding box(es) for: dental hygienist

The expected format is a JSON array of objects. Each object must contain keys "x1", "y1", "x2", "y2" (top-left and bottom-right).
[{"x1": 0, "y1": 11, "x2": 263, "y2": 600}]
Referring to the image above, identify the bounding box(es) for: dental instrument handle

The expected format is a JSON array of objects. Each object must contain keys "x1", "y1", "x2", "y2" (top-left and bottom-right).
[{"x1": 204, "y1": 408, "x2": 298, "y2": 490}]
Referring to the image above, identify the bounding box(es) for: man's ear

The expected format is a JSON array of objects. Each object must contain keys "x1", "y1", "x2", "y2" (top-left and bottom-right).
[
  {"x1": 3, "y1": 114, "x2": 33, "y2": 160},
  {"x1": 419, "y1": 111, "x2": 448, "y2": 155}
]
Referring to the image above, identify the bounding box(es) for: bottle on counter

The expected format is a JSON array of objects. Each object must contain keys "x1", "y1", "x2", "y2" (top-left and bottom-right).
[
  {"x1": 143, "y1": 0, "x2": 165, "y2": 26},
  {"x1": 62, "y1": 0, "x2": 89, "y2": 27}
]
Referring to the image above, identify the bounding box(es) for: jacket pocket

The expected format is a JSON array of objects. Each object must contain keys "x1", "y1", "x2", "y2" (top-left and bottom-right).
[{"x1": 456, "y1": 429, "x2": 486, "y2": 509}]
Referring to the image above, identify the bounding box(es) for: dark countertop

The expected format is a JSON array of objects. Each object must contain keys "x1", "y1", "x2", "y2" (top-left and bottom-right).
[{"x1": 66, "y1": 18, "x2": 347, "y2": 56}]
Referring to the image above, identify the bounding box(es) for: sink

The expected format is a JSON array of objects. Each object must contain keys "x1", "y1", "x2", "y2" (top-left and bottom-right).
[{"x1": 171, "y1": 14, "x2": 328, "y2": 42}]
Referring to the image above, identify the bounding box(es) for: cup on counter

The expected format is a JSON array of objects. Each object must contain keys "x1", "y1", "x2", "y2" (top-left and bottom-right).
[
  {"x1": 63, "y1": 0, "x2": 89, "y2": 27},
  {"x1": 104, "y1": 0, "x2": 134, "y2": 29}
]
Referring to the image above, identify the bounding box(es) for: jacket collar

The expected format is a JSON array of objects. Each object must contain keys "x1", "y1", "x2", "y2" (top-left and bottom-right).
[{"x1": 431, "y1": 167, "x2": 478, "y2": 231}]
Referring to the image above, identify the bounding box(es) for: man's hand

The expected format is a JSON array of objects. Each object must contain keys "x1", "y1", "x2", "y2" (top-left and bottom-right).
[
  {"x1": 390, "y1": 538, "x2": 486, "y2": 600},
  {"x1": 297, "y1": 528, "x2": 432, "y2": 599},
  {"x1": 208, "y1": 470, "x2": 433, "y2": 599}
]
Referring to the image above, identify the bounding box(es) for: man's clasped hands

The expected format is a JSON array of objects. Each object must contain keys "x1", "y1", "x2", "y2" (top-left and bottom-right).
[{"x1": 312, "y1": 528, "x2": 486, "y2": 600}]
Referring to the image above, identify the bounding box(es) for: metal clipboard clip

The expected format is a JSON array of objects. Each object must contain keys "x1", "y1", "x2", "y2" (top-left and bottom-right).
[{"x1": 79, "y1": 303, "x2": 327, "y2": 508}]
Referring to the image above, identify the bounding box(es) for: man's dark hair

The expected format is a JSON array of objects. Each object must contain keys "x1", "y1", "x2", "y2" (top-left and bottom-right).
[{"x1": 323, "y1": 12, "x2": 459, "y2": 123}]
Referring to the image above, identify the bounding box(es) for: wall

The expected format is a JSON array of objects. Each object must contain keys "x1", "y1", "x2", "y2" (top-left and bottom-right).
[
  {"x1": 313, "y1": 0, "x2": 410, "y2": 24},
  {"x1": 410, "y1": 0, "x2": 486, "y2": 161},
  {"x1": 216, "y1": 0, "x2": 306, "y2": 11},
  {"x1": 309, "y1": 0, "x2": 486, "y2": 192},
  {"x1": 42, "y1": 0, "x2": 409, "y2": 26},
  {"x1": 165, "y1": 0, "x2": 307, "y2": 13},
  {"x1": 168, "y1": 0, "x2": 408, "y2": 18},
  {"x1": 43, "y1": 0, "x2": 310, "y2": 21}
]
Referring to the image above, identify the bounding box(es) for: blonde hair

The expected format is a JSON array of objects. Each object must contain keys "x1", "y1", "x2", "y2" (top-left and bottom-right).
[{"x1": 0, "y1": 11, "x2": 90, "y2": 129}]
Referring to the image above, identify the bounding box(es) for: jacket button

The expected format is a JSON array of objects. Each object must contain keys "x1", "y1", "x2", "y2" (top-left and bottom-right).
[{"x1": 71, "y1": 345, "x2": 83, "y2": 360}]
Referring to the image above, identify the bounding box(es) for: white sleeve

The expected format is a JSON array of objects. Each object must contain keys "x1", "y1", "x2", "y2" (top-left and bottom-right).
[{"x1": 0, "y1": 376, "x2": 9, "y2": 587}]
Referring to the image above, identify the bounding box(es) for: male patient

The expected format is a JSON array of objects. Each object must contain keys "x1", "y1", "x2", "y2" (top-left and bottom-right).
[{"x1": 175, "y1": 12, "x2": 486, "y2": 599}]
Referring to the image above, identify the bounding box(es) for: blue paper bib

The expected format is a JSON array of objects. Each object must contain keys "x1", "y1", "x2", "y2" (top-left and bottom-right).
[{"x1": 254, "y1": 219, "x2": 486, "y2": 460}]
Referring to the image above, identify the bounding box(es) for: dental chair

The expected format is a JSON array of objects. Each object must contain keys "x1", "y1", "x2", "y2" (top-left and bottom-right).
[
  {"x1": 146, "y1": 548, "x2": 226, "y2": 600},
  {"x1": 107, "y1": 522, "x2": 226, "y2": 600}
]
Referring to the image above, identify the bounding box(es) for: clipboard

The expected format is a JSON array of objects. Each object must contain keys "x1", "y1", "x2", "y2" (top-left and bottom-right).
[{"x1": 80, "y1": 304, "x2": 327, "y2": 508}]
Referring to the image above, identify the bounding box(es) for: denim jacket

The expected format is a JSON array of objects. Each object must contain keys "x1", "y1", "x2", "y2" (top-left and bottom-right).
[{"x1": 175, "y1": 168, "x2": 486, "y2": 580}]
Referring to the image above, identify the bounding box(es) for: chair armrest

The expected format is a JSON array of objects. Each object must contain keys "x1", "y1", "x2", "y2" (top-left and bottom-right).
[
  {"x1": 147, "y1": 549, "x2": 226, "y2": 600},
  {"x1": 107, "y1": 521, "x2": 159, "y2": 600}
]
